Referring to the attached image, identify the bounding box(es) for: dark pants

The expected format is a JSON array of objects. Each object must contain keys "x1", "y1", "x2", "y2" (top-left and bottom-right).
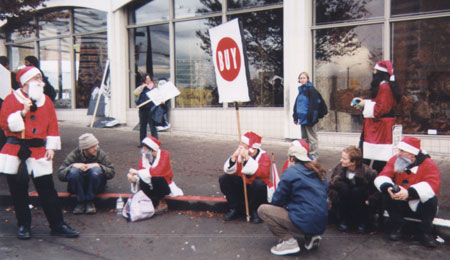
[
  {"x1": 219, "y1": 174, "x2": 268, "y2": 213},
  {"x1": 384, "y1": 193, "x2": 438, "y2": 234},
  {"x1": 139, "y1": 177, "x2": 170, "y2": 207},
  {"x1": 139, "y1": 108, "x2": 158, "y2": 142},
  {"x1": 331, "y1": 182, "x2": 369, "y2": 225},
  {"x1": 363, "y1": 159, "x2": 386, "y2": 173},
  {"x1": 67, "y1": 166, "x2": 106, "y2": 202},
  {"x1": 6, "y1": 174, "x2": 64, "y2": 229}
]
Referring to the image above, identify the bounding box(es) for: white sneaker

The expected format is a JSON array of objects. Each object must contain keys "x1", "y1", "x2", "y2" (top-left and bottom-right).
[
  {"x1": 156, "y1": 123, "x2": 171, "y2": 132},
  {"x1": 270, "y1": 238, "x2": 300, "y2": 256},
  {"x1": 304, "y1": 235, "x2": 321, "y2": 250}
]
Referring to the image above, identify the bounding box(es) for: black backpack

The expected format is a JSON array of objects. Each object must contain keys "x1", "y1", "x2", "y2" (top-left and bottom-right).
[{"x1": 318, "y1": 93, "x2": 328, "y2": 119}]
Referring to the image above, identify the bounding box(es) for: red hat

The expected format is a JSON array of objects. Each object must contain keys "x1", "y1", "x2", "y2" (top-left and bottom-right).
[
  {"x1": 291, "y1": 139, "x2": 310, "y2": 153},
  {"x1": 374, "y1": 60, "x2": 395, "y2": 81},
  {"x1": 241, "y1": 131, "x2": 262, "y2": 150},
  {"x1": 397, "y1": 136, "x2": 421, "y2": 155},
  {"x1": 142, "y1": 136, "x2": 161, "y2": 151},
  {"x1": 16, "y1": 66, "x2": 41, "y2": 87}
]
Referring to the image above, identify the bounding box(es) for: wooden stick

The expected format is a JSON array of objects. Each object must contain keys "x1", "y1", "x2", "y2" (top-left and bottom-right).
[
  {"x1": 235, "y1": 102, "x2": 250, "y2": 222},
  {"x1": 90, "y1": 60, "x2": 110, "y2": 127},
  {"x1": 136, "y1": 98, "x2": 152, "y2": 109}
]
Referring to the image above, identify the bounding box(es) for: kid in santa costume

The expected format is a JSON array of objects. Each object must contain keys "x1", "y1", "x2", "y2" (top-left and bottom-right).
[
  {"x1": 353, "y1": 60, "x2": 402, "y2": 173},
  {"x1": 374, "y1": 136, "x2": 440, "y2": 248},
  {"x1": 219, "y1": 131, "x2": 272, "y2": 224},
  {"x1": 0, "y1": 66, "x2": 79, "y2": 239},
  {"x1": 127, "y1": 136, "x2": 183, "y2": 215}
]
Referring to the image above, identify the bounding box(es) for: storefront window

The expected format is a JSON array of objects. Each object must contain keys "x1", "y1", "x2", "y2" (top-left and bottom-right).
[
  {"x1": 129, "y1": 24, "x2": 170, "y2": 107},
  {"x1": 227, "y1": 0, "x2": 282, "y2": 10},
  {"x1": 129, "y1": 0, "x2": 169, "y2": 24},
  {"x1": 74, "y1": 33, "x2": 108, "y2": 108},
  {"x1": 229, "y1": 8, "x2": 284, "y2": 107},
  {"x1": 175, "y1": 18, "x2": 221, "y2": 107},
  {"x1": 74, "y1": 8, "x2": 107, "y2": 34},
  {"x1": 39, "y1": 38, "x2": 72, "y2": 108},
  {"x1": 392, "y1": 17, "x2": 450, "y2": 135},
  {"x1": 314, "y1": 24, "x2": 383, "y2": 132},
  {"x1": 392, "y1": 0, "x2": 450, "y2": 16},
  {"x1": 175, "y1": 0, "x2": 222, "y2": 18},
  {"x1": 38, "y1": 9, "x2": 71, "y2": 38},
  {"x1": 8, "y1": 42, "x2": 36, "y2": 71},
  {"x1": 314, "y1": 0, "x2": 383, "y2": 25}
]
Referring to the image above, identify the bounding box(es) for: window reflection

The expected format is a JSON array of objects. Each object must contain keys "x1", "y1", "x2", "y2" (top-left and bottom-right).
[
  {"x1": 393, "y1": 17, "x2": 450, "y2": 134},
  {"x1": 392, "y1": 0, "x2": 450, "y2": 15},
  {"x1": 175, "y1": 0, "x2": 222, "y2": 18},
  {"x1": 9, "y1": 42, "x2": 36, "y2": 71},
  {"x1": 38, "y1": 10, "x2": 71, "y2": 38},
  {"x1": 39, "y1": 38, "x2": 72, "y2": 108},
  {"x1": 314, "y1": 24, "x2": 383, "y2": 132},
  {"x1": 130, "y1": 0, "x2": 169, "y2": 24},
  {"x1": 314, "y1": 0, "x2": 383, "y2": 25},
  {"x1": 229, "y1": 9, "x2": 284, "y2": 107},
  {"x1": 74, "y1": 33, "x2": 108, "y2": 108},
  {"x1": 227, "y1": 0, "x2": 282, "y2": 10},
  {"x1": 74, "y1": 8, "x2": 107, "y2": 34},
  {"x1": 175, "y1": 18, "x2": 221, "y2": 107}
]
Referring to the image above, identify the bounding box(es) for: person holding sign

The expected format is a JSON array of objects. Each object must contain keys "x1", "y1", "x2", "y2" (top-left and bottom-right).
[
  {"x1": 0, "y1": 66, "x2": 79, "y2": 239},
  {"x1": 135, "y1": 74, "x2": 159, "y2": 143},
  {"x1": 219, "y1": 131, "x2": 272, "y2": 224}
]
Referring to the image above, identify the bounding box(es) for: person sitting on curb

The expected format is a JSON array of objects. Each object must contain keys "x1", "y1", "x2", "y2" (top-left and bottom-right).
[
  {"x1": 127, "y1": 136, "x2": 183, "y2": 215},
  {"x1": 258, "y1": 144, "x2": 328, "y2": 256},
  {"x1": 281, "y1": 139, "x2": 311, "y2": 174},
  {"x1": 374, "y1": 136, "x2": 440, "y2": 248},
  {"x1": 328, "y1": 146, "x2": 379, "y2": 233},
  {"x1": 219, "y1": 131, "x2": 272, "y2": 224},
  {"x1": 57, "y1": 133, "x2": 115, "y2": 214}
]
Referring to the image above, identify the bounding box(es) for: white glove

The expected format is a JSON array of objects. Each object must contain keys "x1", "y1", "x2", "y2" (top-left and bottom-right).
[{"x1": 168, "y1": 182, "x2": 184, "y2": 197}]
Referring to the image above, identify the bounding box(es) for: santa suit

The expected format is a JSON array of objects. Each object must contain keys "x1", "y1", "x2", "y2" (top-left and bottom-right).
[
  {"x1": 374, "y1": 154, "x2": 440, "y2": 233},
  {"x1": 361, "y1": 81, "x2": 396, "y2": 162},
  {"x1": 220, "y1": 148, "x2": 272, "y2": 212}
]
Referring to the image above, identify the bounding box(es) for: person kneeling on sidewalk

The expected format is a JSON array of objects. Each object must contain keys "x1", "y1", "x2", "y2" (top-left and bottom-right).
[
  {"x1": 258, "y1": 145, "x2": 328, "y2": 256},
  {"x1": 374, "y1": 136, "x2": 440, "y2": 248},
  {"x1": 127, "y1": 137, "x2": 183, "y2": 215},
  {"x1": 57, "y1": 133, "x2": 115, "y2": 215}
]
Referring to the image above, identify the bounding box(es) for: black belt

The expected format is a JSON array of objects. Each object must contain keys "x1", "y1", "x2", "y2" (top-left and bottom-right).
[
  {"x1": 6, "y1": 137, "x2": 45, "y2": 147},
  {"x1": 381, "y1": 110, "x2": 395, "y2": 118}
]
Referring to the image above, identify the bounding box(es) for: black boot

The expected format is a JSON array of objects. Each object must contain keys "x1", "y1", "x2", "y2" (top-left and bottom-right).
[
  {"x1": 17, "y1": 225, "x2": 31, "y2": 240},
  {"x1": 421, "y1": 233, "x2": 437, "y2": 248},
  {"x1": 224, "y1": 209, "x2": 241, "y2": 221},
  {"x1": 51, "y1": 223, "x2": 79, "y2": 238},
  {"x1": 389, "y1": 226, "x2": 403, "y2": 241},
  {"x1": 251, "y1": 211, "x2": 262, "y2": 224}
]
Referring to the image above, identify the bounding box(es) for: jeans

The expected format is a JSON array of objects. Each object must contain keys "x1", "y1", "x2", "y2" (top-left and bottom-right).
[
  {"x1": 258, "y1": 204, "x2": 304, "y2": 241},
  {"x1": 139, "y1": 108, "x2": 158, "y2": 142},
  {"x1": 67, "y1": 166, "x2": 106, "y2": 202},
  {"x1": 301, "y1": 124, "x2": 318, "y2": 160}
]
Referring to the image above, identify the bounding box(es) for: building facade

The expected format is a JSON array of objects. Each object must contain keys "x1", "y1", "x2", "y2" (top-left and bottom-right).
[{"x1": 1, "y1": 0, "x2": 449, "y2": 156}]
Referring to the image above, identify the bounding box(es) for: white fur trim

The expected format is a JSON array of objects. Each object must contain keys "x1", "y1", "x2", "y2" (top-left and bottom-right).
[
  {"x1": 46, "y1": 136, "x2": 61, "y2": 150},
  {"x1": 374, "y1": 175, "x2": 394, "y2": 191},
  {"x1": 363, "y1": 142, "x2": 393, "y2": 161},
  {"x1": 241, "y1": 157, "x2": 258, "y2": 175},
  {"x1": 390, "y1": 75, "x2": 395, "y2": 81},
  {"x1": 397, "y1": 141, "x2": 420, "y2": 155},
  {"x1": 408, "y1": 200, "x2": 420, "y2": 212},
  {"x1": 410, "y1": 166, "x2": 418, "y2": 174},
  {"x1": 362, "y1": 100, "x2": 375, "y2": 118},
  {"x1": 168, "y1": 182, "x2": 184, "y2": 197},
  {"x1": 252, "y1": 143, "x2": 261, "y2": 149},
  {"x1": 410, "y1": 182, "x2": 435, "y2": 203},
  {"x1": 267, "y1": 186, "x2": 275, "y2": 203},
  {"x1": 7, "y1": 110, "x2": 25, "y2": 132},
  {"x1": 20, "y1": 67, "x2": 41, "y2": 86},
  {"x1": 0, "y1": 153, "x2": 20, "y2": 174},
  {"x1": 224, "y1": 157, "x2": 237, "y2": 174},
  {"x1": 130, "y1": 181, "x2": 140, "y2": 194},
  {"x1": 241, "y1": 136, "x2": 249, "y2": 146},
  {"x1": 138, "y1": 169, "x2": 151, "y2": 184},
  {"x1": 142, "y1": 137, "x2": 160, "y2": 151},
  {"x1": 26, "y1": 157, "x2": 53, "y2": 177},
  {"x1": 374, "y1": 63, "x2": 388, "y2": 73}
]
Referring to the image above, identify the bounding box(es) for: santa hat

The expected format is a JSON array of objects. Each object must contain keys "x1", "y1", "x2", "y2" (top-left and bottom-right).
[
  {"x1": 142, "y1": 136, "x2": 161, "y2": 151},
  {"x1": 374, "y1": 60, "x2": 395, "y2": 81},
  {"x1": 16, "y1": 66, "x2": 41, "y2": 87},
  {"x1": 241, "y1": 131, "x2": 262, "y2": 150},
  {"x1": 397, "y1": 136, "x2": 421, "y2": 155},
  {"x1": 291, "y1": 139, "x2": 310, "y2": 153}
]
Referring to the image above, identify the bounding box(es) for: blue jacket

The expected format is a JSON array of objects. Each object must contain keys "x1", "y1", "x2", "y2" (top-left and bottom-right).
[
  {"x1": 271, "y1": 163, "x2": 328, "y2": 235},
  {"x1": 293, "y1": 82, "x2": 326, "y2": 126},
  {"x1": 136, "y1": 87, "x2": 156, "y2": 111}
]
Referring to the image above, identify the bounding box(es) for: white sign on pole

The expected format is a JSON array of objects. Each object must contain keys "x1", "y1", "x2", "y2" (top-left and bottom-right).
[
  {"x1": 209, "y1": 18, "x2": 250, "y2": 103},
  {"x1": 0, "y1": 64, "x2": 11, "y2": 100}
]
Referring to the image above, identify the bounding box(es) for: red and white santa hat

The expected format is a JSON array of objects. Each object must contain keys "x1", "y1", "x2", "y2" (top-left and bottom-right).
[
  {"x1": 291, "y1": 139, "x2": 310, "y2": 153},
  {"x1": 142, "y1": 136, "x2": 161, "y2": 151},
  {"x1": 374, "y1": 60, "x2": 395, "y2": 82},
  {"x1": 397, "y1": 136, "x2": 421, "y2": 155},
  {"x1": 16, "y1": 66, "x2": 41, "y2": 87},
  {"x1": 241, "y1": 131, "x2": 262, "y2": 150}
]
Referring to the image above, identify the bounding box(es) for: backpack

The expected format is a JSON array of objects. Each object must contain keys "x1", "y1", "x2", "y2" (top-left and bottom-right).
[{"x1": 318, "y1": 93, "x2": 328, "y2": 119}]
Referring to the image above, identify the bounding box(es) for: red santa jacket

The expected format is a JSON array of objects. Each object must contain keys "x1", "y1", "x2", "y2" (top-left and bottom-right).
[
  {"x1": 361, "y1": 81, "x2": 396, "y2": 161},
  {"x1": 374, "y1": 155, "x2": 440, "y2": 211},
  {"x1": 137, "y1": 149, "x2": 174, "y2": 185},
  {"x1": 0, "y1": 89, "x2": 60, "y2": 177},
  {"x1": 223, "y1": 148, "x2": 272, "y2": 186}
]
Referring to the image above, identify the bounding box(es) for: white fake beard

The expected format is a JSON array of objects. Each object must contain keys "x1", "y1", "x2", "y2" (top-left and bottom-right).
[
  {"x1": 28, "y1": 81, "x2": 45, "y2": 101},
  {"x1": 394, "y1": 155, "x2": 412, "y2": 173}
]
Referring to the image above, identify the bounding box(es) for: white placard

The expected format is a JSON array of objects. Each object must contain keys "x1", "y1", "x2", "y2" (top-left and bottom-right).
[
  {"x1": 209, "y1": 18, "x2": 250, "y2": 103},
  {"x1": 0, "y1": 64, "x2": 12, "y2": 99},
  {"x1": 146, "y1": 81, "x2": 180, "y2": 106}
]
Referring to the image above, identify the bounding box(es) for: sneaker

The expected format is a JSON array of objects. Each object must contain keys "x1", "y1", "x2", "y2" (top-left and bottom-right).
[
  {"x1": 85, "y1": 201, "x2": 96, "y2": 214},
  {"x1": 304, "y1": 235, "x2": 321, "y2": 250},
  {"x1": 73, "y1": 202, "x2": 85, "y2": 215},
  {"x1": 270, "y1": 238, "x2": 300, "y2": 256},
  {"x1": 154, "y1": 199, "x2": 168, "y2": 215},
  {"x1": 17, "y1": 225, "x2": 31, "y2": 240}
]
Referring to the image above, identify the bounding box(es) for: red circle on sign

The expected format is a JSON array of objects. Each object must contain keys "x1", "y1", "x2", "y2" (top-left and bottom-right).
[{"x1": 215, "y1": 37, "x2": 241, "y2": 82}]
